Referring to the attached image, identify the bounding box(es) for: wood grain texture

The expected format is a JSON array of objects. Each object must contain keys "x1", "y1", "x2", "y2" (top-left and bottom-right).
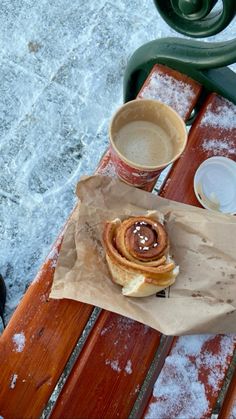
[
  {"x1": 50, "y1": 312, "x2": 162, "y2": 419},
  {"x1": 218, "y1": 365, "x2": 236, "y2": 419},
  {"x1": 0, "y1": 229, "x2": 94, "y2": 418}
]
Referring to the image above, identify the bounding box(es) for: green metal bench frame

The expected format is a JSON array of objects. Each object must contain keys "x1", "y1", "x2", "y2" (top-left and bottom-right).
[{"x1": 124, "y1": 0, "x2": 236, "y2": 106}]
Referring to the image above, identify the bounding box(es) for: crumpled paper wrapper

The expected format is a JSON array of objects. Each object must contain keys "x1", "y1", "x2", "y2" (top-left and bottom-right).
[{"x1": 50, "y1": 175, "x2": 236, "y2": 335}]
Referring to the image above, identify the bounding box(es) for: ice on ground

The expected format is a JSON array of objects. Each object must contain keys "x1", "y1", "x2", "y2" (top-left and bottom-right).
[
  {"x1": 0, "y1": 0, "x2": 236, "y2": 330},
  {"x1": 0, "y1": 61, "x2": 45, "y2": 139}
]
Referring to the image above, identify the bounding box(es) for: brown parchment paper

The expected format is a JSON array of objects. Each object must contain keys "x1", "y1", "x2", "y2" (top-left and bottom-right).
[{"x1": 50, "y1": 175, "x2": 236, "y2": 335}]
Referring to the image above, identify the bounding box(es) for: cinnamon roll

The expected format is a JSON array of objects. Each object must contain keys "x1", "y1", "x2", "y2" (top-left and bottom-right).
[{"x1": 103, "y1": 215, "x2": 179, "y2": 297}]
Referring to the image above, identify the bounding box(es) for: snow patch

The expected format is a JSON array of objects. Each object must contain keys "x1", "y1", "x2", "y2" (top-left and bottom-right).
[
  {"x1": 10, "y1": 374, "x2": 18, "y2": 389},
  {"x1": 105, "y1": 359, "x2": 133, "y2": 375},
  {"x1": 201, "y1": 138, "x2": 235, "y2": 157},
  {"x1": 105, "y1": 359, "x2": 121, "y2": 373},
  {"x1": 12, "y1": 332, "x2": 26, "y2": 352},
  {"x1": 145, "y1": 335, "x2": 236, "y2": 419},
  {"x1": 140, "y1": 72, "x2": 195, "y2": 119},
  {"x1": 200, "y1": 101, "x2": 236, "y2": 129},
  {"x1": 100, "y1": 325, "x2": 113, "y2": 336},
  {"x1": 230, "y1": 402, "x2": 236, "y2": 419},
  {"x1": 125, "y1": 360, "x2": 132, "y2": 375}
]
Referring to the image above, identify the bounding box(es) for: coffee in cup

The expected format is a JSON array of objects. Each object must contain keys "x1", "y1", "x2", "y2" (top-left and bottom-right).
[{"x1": 109, "y1": 99, "x2": 187, "y2": 187}]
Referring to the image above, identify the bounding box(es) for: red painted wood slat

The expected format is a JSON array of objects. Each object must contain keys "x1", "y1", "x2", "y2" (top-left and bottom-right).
[
  {"x1": 0, "y1": 232, "x2": 94, "y2": 418},
  {"x1": 159, "y1": 93, "x2": 236, "y2": 203},
  {"x1": 50, "y1": 312, "x2": 162, "y2": 419},
  {"x1": 144, "y1": 335, "x2": 236, "y2": 419},
  {"x1": 219, "y1": 366, "x2": 236, "y2": 419},
  {"x1": 137, "y1": 63, "x2": 202, "y2": 123}
]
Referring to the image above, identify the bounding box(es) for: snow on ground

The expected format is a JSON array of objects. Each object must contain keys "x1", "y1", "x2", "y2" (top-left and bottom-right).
[{"x1": 0, "y1": 1, "x2": 236, "y2": 329}]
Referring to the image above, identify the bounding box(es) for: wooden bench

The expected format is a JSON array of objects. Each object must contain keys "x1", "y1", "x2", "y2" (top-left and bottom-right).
[{"x1": 0, "y1": 64, "x2": 235, "y2": 419}]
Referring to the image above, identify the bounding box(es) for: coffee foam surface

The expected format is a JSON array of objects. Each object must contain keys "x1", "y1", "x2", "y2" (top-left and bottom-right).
[{"x1": 114, "y1": 121, "x2": 174, "y2": 167}]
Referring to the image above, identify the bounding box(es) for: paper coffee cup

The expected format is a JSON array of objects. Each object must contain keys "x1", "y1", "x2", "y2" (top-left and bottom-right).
[{"x1": 109, "y1": 99, "x2": 187, "y2": 187}]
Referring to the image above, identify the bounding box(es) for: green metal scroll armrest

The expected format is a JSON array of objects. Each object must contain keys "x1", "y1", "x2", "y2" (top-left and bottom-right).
[
  {"x1": 153, "y1": 0, "x2": 236, "y2": 38},
  {"x1": 123, "y1": 37, "x2": 236, "y2": 105}
]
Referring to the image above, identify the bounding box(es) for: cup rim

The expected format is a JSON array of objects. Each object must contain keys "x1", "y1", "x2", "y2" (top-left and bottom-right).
[
  {"x1": 109, "y1": 99, "x2": 187, "y2": 171},
  {"x1": 193, "y1": 156, "x2": 236, "y2": 215}
]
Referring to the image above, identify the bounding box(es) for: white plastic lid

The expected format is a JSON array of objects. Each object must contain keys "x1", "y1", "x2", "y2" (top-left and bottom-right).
[{"x1": 194, "y1": 156, "x2": 236, "y2": 215}]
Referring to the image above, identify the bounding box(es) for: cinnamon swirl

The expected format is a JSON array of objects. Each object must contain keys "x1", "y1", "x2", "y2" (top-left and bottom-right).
[{"x1": 103, "y1": 215, "x2": 179, "y2": 297}]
